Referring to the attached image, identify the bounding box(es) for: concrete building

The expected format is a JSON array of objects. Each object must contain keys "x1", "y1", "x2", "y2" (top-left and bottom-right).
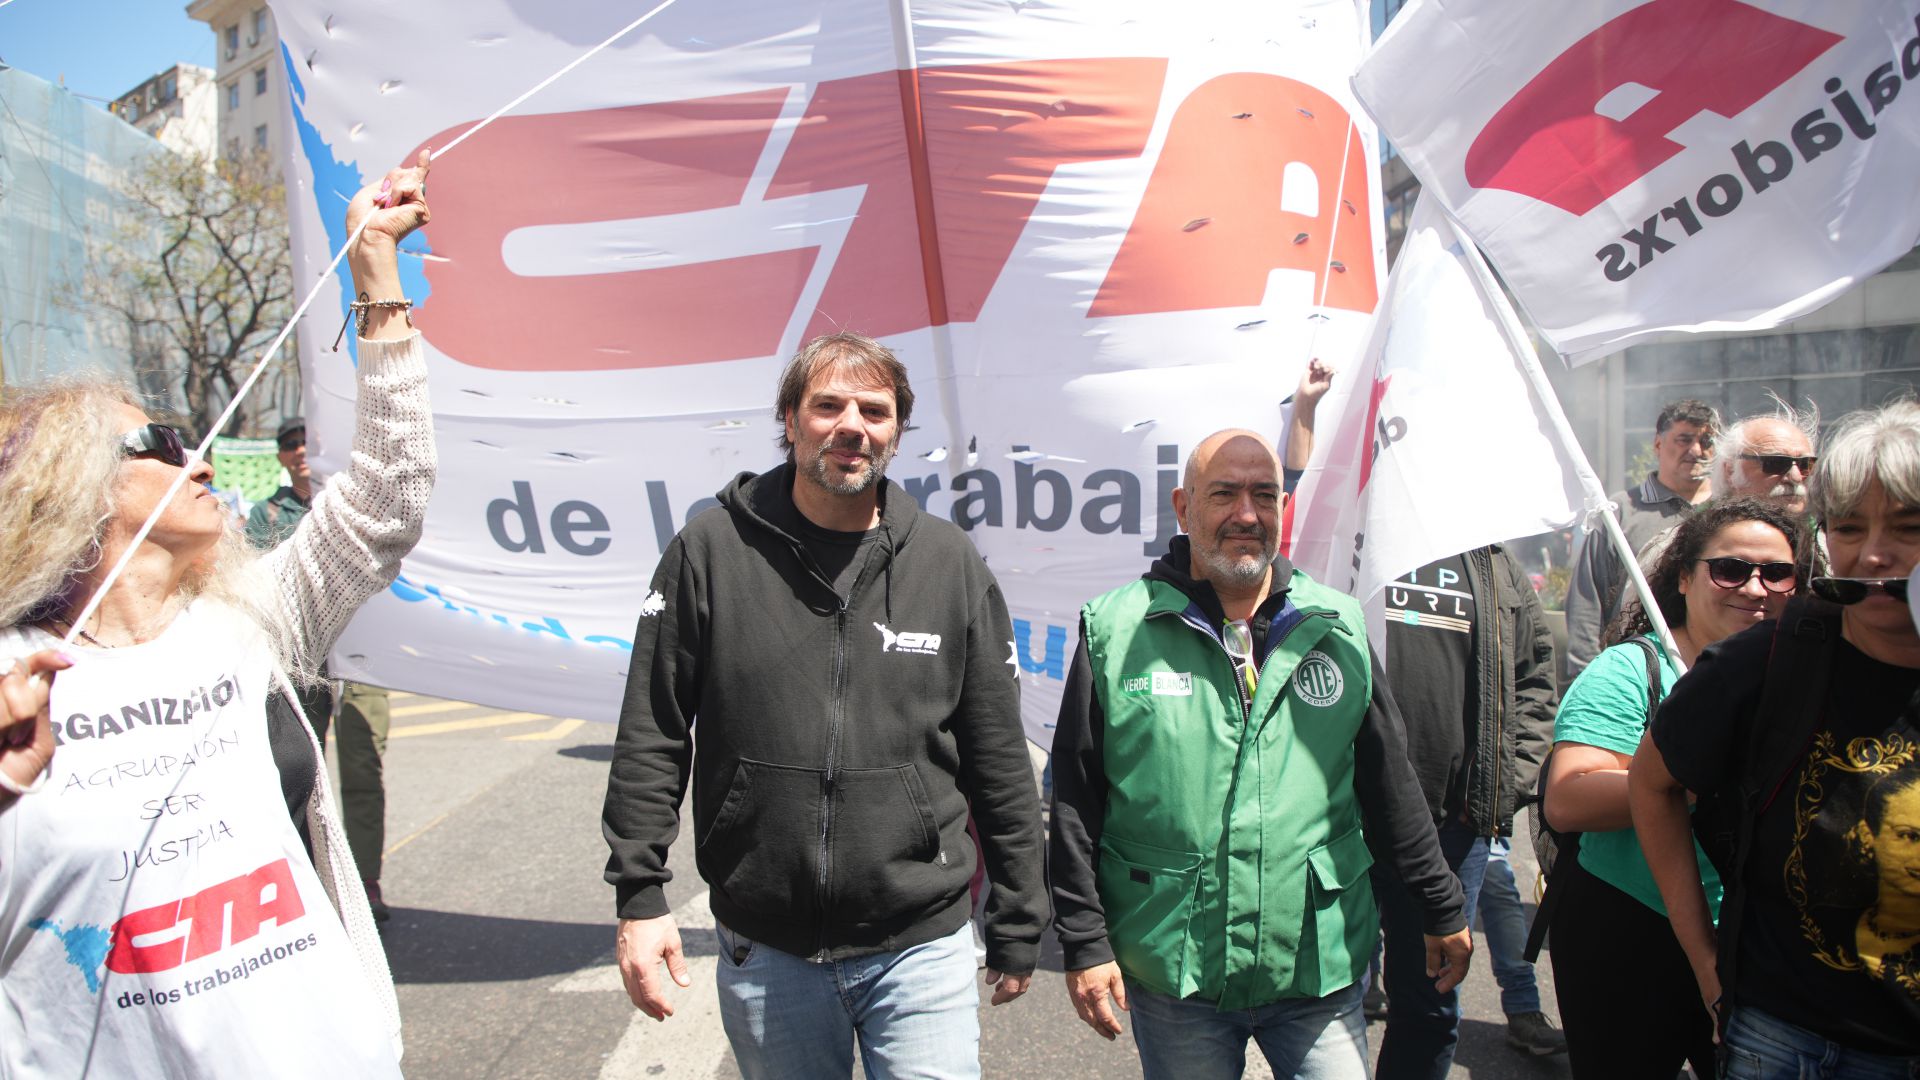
[
  {"x1": 0, "y1": 66, "x2": 169, "y2": 385},
  {"x1": 109, "y1": 63, "x2": 216, "y2": 160},
  {"x1": 185, "y1": 0, "x2": 288, "y2": 171}
]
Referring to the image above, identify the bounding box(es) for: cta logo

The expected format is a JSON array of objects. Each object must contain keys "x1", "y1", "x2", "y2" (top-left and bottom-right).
[
  {"x1": 411, "y1": 59, "x2": 1376, "y2": 371},
  {"x1": 107, "y1": 858, "x2": 306, "y2": 975},
  {"x1": 1465, "y1": 0, "x2": 1842, "y2": 216},
  {"x1": 874, "y1": 622, "x2": 942, "y2": 656}
]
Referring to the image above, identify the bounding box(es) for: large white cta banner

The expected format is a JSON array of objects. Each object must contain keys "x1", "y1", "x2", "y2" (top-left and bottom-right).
[{"x1": 274, "y1": 0, "x2": 1383, "y2": 742}]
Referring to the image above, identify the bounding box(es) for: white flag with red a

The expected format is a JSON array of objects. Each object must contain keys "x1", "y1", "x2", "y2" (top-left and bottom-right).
[
  {"x1": 1354, "y1": 1, "x2": 1920, "y2": 363},
  {"x1": 1286, "y1": 197, "x2": 1582, "y2": 626}
]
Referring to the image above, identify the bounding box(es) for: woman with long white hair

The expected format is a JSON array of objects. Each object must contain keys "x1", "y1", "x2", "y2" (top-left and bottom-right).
[{"x1": 0, "y1": 152, "x2": 436, "y2": 1077}]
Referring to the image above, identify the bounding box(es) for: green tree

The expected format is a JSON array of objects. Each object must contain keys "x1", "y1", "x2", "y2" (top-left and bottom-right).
[{"x1": 92, "y1": 150, "x2": 294, "y2": 439}]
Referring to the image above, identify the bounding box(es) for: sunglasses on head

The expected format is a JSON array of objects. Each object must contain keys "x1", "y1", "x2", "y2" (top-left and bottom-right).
[
  {"x1": 1697, "y1": 556, "x2": 1797, "y2": 593},
  {"x1": 1808, "y1": 577, "x2": 1911, "y2": 605},
  {"x1": 120, "y1": 423, "x2": 189, "y2": 469},
  {"x1": 1737, "y1": 453, "x2": 1817, "y2": 476}
]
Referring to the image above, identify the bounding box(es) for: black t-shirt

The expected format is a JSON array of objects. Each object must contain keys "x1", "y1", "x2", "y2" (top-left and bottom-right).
[
  {"x1": 793, "y1": 514, "x2": 882, "y2": 599},
  {"x1": 1386, "y1": 554, "x2": 1479, "y2": 817},
  {"x1": 1652, "y1": 624, "x2": 1920, "y2": 1055}
]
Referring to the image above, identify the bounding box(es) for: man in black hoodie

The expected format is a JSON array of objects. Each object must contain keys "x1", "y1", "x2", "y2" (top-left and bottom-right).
[{"x1": 603, "y1": 332, "x2": 1045, "y2": 1080}]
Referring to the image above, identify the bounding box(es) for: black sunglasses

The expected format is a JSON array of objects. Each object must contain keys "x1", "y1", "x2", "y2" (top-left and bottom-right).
[
  {"x1": 1808, "y1": 577, "x2": 1911, "y2": 605},
  {"x1": 120, "y1": 423, "x2": 189, "y2": 468},
  {"x1": 1737, "y1": 453, "x2": 1817, "y2": 476},
  {"x1": 278, "y1": 433, "x2": 306, "y2": 452},
  {"x1": 1698, "y1": 556, "x2": 1797, "y2": 593}
]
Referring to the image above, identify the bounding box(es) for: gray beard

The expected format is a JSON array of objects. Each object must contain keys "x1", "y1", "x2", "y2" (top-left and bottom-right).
[
  {"x1": 1194, "y1": 542, "x2": 1272, "y2": 588},
  {"x1": 804, "y1": 440, "x2": 896, "y2": 497}
]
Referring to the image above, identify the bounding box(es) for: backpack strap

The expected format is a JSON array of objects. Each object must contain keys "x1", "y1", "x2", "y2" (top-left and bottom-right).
[
  {"x1": 1712, "y1": 598, "x2": 1840, "y2": 1027},
  {"x1": 1523, "y1": 637, "x2": 1665, "y2": 963}
]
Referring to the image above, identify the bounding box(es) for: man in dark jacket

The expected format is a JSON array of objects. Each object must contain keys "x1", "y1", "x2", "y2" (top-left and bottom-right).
[
  {"x1": 603, "y1": 332, "x2": 1044, "y2": 1080},
  {"x1": 1049, "y1": 429, "x2": 1469, "y2": 1080},
  {"x1": 1371, "y1": 546, "x2": 1562, "y2": 1076}
]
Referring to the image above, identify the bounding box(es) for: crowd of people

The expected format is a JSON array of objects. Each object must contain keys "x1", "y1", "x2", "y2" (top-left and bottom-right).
[{"x1": 1, "y1": 146, "x2": 1917, "y2": 1080}]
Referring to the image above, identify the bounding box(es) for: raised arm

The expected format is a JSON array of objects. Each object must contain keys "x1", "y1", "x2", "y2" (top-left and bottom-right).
[{"x1": 268, "y1": 151, "x2": 438, "y2": 665}]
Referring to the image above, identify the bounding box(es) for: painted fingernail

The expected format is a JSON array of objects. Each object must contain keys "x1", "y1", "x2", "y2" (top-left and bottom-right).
[
  {"x1": 56, "y1": 653, "x2": 77, "y2": 666},
  {"x1": 380, "y1": 177, "x2": 392, "y2": 193}
]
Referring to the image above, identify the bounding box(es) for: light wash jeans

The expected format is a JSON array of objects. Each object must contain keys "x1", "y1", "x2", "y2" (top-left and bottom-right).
[
  {"x1": 714, "y1": 920, "x2": 980, "y2": 1080},
  {"x1": 1721, "y1": 1005, "x2": 1920, "y2": 1080},
  {"x1": 1125, "y1": 978, "x2": 1370, "y2": 1080},
  {"x1": 1476, "y1": 836, "x2": 1543, "y2": 1016}
]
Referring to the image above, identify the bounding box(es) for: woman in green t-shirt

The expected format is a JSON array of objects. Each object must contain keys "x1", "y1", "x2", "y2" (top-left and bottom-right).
[{"x1": 1543, "y1": 498, "x2": 1802, "y2": 1080}]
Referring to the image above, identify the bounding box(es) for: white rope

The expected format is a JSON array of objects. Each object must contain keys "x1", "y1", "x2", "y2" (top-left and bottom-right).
[{"x1": 56, "y1": 0, "x2": 685, "y2": 648}]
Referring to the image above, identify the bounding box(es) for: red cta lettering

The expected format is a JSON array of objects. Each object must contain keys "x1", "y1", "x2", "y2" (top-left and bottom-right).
[
  {"x1": 413, "y1": 59, "x2": 1162, "y2": 370},
  {"x1": 1095, "y1": 73, "x2": 1376, "y2": 317},
  {"x1": 1465, "y1": 0, "x2": 1841, "y2": 215},
  {"x1": 106, "y1": 858, "x2": 306, "y2": 974}
]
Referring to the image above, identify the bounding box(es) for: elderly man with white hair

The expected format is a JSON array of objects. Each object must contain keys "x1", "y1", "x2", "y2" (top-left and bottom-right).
[{"x1": 1622, "y1": 400, "x2": 1822, "y2": 612}]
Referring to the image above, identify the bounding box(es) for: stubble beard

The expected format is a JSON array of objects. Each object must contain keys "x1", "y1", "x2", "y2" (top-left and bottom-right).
[{"x1": 805, "y1": 435, "x2": 897, "y2": 497}]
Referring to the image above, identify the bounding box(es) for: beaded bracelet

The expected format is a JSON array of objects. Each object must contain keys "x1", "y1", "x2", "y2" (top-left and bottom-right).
[{"x1": 331, "y1": 293, "x2": 414, "y2": 350}]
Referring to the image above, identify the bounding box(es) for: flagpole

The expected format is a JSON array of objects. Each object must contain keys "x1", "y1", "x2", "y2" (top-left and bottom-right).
[{"x1": 1440, "y1": 208, "x2": 1687, "y2": 670}]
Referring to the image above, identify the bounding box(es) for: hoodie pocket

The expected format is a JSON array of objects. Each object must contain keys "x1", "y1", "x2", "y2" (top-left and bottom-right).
[
  {"x1": 827, "y1": 764, "x2": 955, "y2": 923},
  {"x1": 697, "y1": 759, "x2": 825, "y2": 921}
]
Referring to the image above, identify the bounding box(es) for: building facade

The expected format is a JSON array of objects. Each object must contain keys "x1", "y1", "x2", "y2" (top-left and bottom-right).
[
  {"x1": 109, "y1": 64, "x2": 216, "y2": 160},
  {"x1": 0, "y1": 67, "x2": 169, "y2": 386},
  {"x1": 185, "y1": 0, "x2": 288, "y2": 171}
]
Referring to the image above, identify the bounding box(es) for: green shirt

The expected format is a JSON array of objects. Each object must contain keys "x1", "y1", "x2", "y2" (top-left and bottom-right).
[{"x1": 1553, "y1": 636, "x2": 1723, "y2": 920}]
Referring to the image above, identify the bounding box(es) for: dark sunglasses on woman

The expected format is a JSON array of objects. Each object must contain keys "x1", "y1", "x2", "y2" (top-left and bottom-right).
[
  {"x1": 120, "y1": 423, "x2": 189, "y2": 468},
  {"x1": 1699, "y1": 556, "x2": 1797, "y2": 593},
  {"x1": 1808, "y1": 576, "x2": 1911, "y2": 605}
]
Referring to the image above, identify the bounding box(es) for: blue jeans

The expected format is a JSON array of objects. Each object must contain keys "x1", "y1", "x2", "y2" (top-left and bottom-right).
[
  {"x1": 714, "y1": 920, "x2": 980, "y2": 1080},
  {"x1": 1126, "y1": 978, "x2": 1369, "y2": 1080},
  {"x1": 1721, "y1": 1005, "x2": 1920, "y2": 1080},
  {"x1": 1372, "y1": 819, "x2": 1487, "y2": 1080},
  {"x1": 1476, "y1": 836, "x2": 1542, "y2": 1016}
]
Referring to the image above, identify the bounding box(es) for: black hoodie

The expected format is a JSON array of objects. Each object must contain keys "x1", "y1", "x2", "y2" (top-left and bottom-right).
[{"x1": 603, "y1": 464, "x2": 1045, "y2": 973}]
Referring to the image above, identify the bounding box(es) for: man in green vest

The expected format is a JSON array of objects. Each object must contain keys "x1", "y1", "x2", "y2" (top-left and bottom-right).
[{"x1": 1049, "y1": 429, "x2": 1470, "y2": 1079}]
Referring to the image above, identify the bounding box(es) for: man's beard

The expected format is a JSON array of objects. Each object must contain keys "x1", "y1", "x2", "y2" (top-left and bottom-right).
[
  {"x1": 1194, "y1": 525, "x2": 1274, "y2": 587},
  {"x1": 805, "y1": 433, "x2": 897, "y2": 497}
]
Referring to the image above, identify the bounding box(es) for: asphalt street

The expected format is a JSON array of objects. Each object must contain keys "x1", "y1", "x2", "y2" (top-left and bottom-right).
[{"x1": 337, "y1": 693, "x2": 1575, "y2": 1079}]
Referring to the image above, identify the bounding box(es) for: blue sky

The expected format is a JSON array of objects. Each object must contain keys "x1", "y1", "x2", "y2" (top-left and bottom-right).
[{"x1": 0, "y1": 0, "x2": 215, "y2": 107}]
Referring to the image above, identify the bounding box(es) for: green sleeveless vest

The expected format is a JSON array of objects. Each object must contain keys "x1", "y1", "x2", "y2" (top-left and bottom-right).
[{"x1": 1082, "y1": 569, "x2": 1376, "y2": 1009}]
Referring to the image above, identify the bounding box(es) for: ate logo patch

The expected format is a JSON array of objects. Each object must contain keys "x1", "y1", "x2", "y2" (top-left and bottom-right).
[{"x1": 1291, "y1": 651, "x2": 1344, "y2": 708}]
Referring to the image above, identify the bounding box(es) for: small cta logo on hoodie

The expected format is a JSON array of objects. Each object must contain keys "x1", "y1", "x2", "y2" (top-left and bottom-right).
[{"x1": 874, "y1": 622, "x2": 942, "y2": 656}]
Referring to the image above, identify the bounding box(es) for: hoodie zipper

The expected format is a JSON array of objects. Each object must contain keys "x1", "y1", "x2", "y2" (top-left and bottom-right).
[
  {"x1": 814, "y1": 593, "x2": 848, "y2": 960},
  {"x1": 1488, "y1": 554, "x2": 1505, "y2": 837}
]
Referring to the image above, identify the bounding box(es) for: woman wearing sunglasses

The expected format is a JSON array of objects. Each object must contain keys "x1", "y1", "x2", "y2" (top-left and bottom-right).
[
  {"x1": 1632, "y1": 401, "x2": 1920, "y2": 1079},
  {"x1": 1543, "y1": 497, "x2": 1802, "y2": 1079},
  {"x1": 0, "y1": 153, "x2": 434, "y2": 1077}
]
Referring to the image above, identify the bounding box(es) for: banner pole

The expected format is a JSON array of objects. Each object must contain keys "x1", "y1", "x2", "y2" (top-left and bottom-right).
[{"x1": 1439, "y1": 206, "x2": 1686, "y2": 670}]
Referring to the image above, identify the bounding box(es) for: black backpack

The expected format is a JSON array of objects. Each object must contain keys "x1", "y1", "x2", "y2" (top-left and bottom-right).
[{"x1": 1522, "y1": 636, "x2": 1664, "y2": 963}]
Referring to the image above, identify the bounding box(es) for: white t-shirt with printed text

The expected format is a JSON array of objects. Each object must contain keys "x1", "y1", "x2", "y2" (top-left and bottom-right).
[{"x1": 0, "y1": 603, "x2": 400, "y2": 1077}]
